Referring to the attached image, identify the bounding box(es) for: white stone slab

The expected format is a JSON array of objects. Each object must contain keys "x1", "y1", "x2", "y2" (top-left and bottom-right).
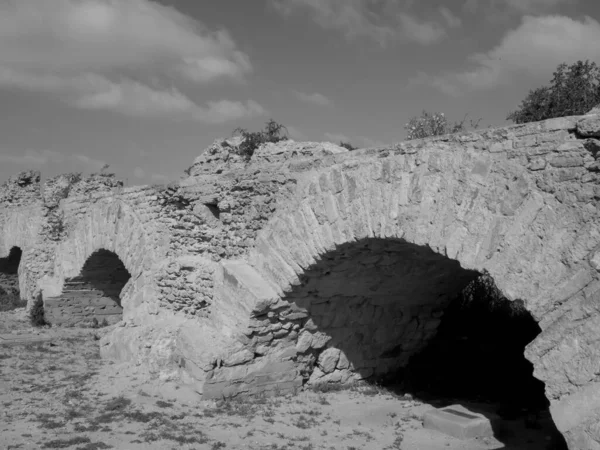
[{"x1": 423, "y1": 404, "x2": 494, "y2": 440}]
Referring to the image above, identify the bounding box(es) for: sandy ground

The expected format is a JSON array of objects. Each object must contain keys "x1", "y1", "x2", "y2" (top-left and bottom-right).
[{"x1": 0, "y1": 309, "x2": 565, "y2": 450}]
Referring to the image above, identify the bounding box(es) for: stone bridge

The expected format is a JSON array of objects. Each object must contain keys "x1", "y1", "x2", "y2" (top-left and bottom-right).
[{"x1": 1, "y1": 113, "x2": 600, "y2": 448}]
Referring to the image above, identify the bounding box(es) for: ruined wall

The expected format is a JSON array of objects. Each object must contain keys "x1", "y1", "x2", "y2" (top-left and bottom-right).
[{"x1": 1, "y1": 113, "x2": 600, "y2": 448}]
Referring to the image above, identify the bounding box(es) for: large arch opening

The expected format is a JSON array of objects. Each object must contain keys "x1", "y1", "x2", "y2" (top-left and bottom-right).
[
  {"x1": 0, "y1": 247, "x2": 26, "y2": 311},
  {"x1": 253, "y1": 237, "x2": 565, "y2": 447},
  {"x1": 44, "y1": 249, "x2": 131, "y2": 326}
]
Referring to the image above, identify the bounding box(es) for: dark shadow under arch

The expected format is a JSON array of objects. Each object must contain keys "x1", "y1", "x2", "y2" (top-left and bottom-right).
[
  {"x1": 267, "y1": 238, "x2": 479, "y2": 385},
  {"x1": 264, "y1": 237, "x2": 566, "y2": 448},
  {"x1": 0, "y1": 247, "x2": 25, "y2": 310},
  {"x1": 44, "y1": 249, "x2": 131, "y2": 326}
]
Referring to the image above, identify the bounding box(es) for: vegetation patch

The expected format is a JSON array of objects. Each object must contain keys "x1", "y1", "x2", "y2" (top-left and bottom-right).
[
  {"x1": 42, "y1": 437, "x2": 91, "y2": 449},
  {"x1": 404, "y1": 111, "x2": 481, "y2": 140},
  {"x1": 233, "y1": 119, "x2": 289, "y2": 161},
  {"x1": 507, "y1": 60, "x2": 600, "y2": 124},
  {"x1": 29, "y1": 294, "x2": 48, "y2": 327}
]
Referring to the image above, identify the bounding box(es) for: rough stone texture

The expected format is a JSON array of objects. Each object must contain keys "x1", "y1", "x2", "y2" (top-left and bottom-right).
[
  {"x1": 2, "y1": 114, "x2": 600, "y2": 448},
  {"x1": 588, "y1": 105, "x2": 600, "y2": 115}
]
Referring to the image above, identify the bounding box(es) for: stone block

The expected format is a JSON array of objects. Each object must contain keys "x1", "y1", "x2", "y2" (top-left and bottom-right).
[
  {"x1": 578, "y1": 116, "x2": 600, "y2": 138},
  {"x1": 318, "y1": 347, "x2": 340, "y2": 373},
  {"x1": 423, "y1": 405, "x2": 495, "y2": 440}
]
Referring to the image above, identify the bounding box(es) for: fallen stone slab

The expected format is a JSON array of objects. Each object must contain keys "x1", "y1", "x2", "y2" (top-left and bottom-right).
[
  {"x1": 0, "y1": 334, "x2": 54, "y2": 345},
  {"x1": 423, "y1": 404, "x2": 494, "y2": 440}
]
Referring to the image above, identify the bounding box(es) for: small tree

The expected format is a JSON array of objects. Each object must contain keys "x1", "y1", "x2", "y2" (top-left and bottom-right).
[
  {"x1": 339, "y1": 141, "x2": 357, "y2": 151},
  {"x1": 29, "y1": 292, "x2": 48, "y2": 327},
  {"x1": 233, "y1": 119, "x2": 289, "y2": 161},
  {"x1": 507, "y1": 60, "x2": 600, "y2": 124},
  {"x1": 404, "y1": 111, "x2": 480, "y2": 140}
]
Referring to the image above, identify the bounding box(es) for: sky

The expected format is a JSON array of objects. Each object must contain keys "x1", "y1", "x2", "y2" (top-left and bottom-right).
[{"x1": 0, "y1": 0, "x2": 599, "y2": 185}]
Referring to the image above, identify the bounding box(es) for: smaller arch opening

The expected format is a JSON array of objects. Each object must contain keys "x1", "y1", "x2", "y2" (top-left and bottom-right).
[
  {"x1": 44, "y1": 249, "x2": 131, "y2": 327},
  {"x1": 0, "y1": 247, "x2": 26, "y2": 311}
]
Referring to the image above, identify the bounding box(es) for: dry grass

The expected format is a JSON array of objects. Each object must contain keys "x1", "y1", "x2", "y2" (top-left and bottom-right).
[{"x1": 0, "y1": 311, "x2": 565, "y2": 450}]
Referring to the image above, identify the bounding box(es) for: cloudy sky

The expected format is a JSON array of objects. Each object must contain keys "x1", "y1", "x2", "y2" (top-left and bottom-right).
[{"x1": 0, "y1": 0, "x2": 599, "y2": 185}]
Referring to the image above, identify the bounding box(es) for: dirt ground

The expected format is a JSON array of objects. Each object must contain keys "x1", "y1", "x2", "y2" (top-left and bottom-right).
[{"x1": 0, "y1": 308, "x2": 565, "y2": 450}]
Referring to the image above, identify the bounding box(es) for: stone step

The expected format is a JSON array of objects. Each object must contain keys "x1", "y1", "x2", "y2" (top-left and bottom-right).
[
  {"x1": 61, "y1": 289, "x2": 121, "y2": 297},
  {"x1": 45, "y1": 308, "x2": 122, "y2": 318},
  {"x1": 44, "y1": 296, "x2": 121, "y2": 307},
  {"x1": 423, "y1": 405, "x2": 495, "y2": 440},
  {"x1": 63, "y1": 282, "x2": 125, "y2": 290},
  {"x1": 0, "y1": 334, "x2": 54, "y2": 345}
]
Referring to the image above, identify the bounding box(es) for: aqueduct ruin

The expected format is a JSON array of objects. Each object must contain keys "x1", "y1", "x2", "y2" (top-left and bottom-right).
[{"x1": 1, "y1": 113, "x2": 600, "y2": 448}]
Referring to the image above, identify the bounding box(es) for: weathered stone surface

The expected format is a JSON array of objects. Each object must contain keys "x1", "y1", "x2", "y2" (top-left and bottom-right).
[
  {"x1": 578, "y1": 116, "x2": 600, "y2": 138},
  {"x1": 318, "y1": 348, "x2": 340, "y2": 373},
  {"x1": 587, "y1": 105, "x2": 600, "y2": 115},
  {"x1": 2, "y1": 115, "x2": 600, "y2": 448}
]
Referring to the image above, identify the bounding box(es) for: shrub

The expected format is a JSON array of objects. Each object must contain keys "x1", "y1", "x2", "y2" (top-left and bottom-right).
[
  {"x1": 404, "y1": 111, "x2": 481, "y2": 140},
  {"x1": 460, "y1": 271, "x2": 528, "y2": 317},
  {"x1": 29, "y1": 292, "x2": 48, "y2": 327},
  {"x1": 233, "y1": 119, "x2": 289, "y2": 161},
  {"x1": 339, "y1": 141, "x2": 358, "y2": 151},
  {"x1": 507, "y1": 60, "x2": 600, "y2": 124}
]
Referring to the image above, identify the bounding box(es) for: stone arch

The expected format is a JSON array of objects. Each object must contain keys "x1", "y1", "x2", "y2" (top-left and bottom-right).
[
  {"x1": 214, "y1": 149, "x2": 599, "y2": 445},
  {"x1": 247, "y1": 154, "x2": 590, "y2": 320},
  {"x1": 44, "y1": 249, "x2": 131, "y2": 326},
  {"x1": 0, "y1": 246, "x2": 23, "y2": 300},
  {"x1": 45, "y1": 199, "x2": 167, "y2": 320},
  {"x1": 0, "y1": 206, "x2": 45, "y2": 299},
  {"x1": 0, "y1": 207, "x2": 43, "y2": 258}
]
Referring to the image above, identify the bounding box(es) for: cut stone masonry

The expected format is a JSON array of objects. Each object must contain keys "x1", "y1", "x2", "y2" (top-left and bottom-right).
[{"x1": 2, "y1": 113, "x2": 600, "y2": 449}]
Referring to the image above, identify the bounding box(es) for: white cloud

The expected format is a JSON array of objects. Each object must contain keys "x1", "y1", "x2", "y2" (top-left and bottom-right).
[
  {"x1": 469, "y1": 0, "x2": 578, "y2": 14},
  {"x1": 270, "y1": 0, "x2": 457, "y2": 46},
  {"x1": 178, "y1": 54, "x2": 252, "y2": 83},
  {"x1": 439, "y1": 7, "x2": 461, "y2": 28},
  {"x1": 271, "y1": 0, "x2": 394, "y2": 46},
  {"x1": 0, "y1": 0, "x2": 251, "y2": 81},
  {"x1": 414, "y1": 15, "x2": 600, "y2": 95},
  {"x1": 396, "y1": 13, "x2": 446, "y2": 45},
  {"x1": 0, "y1": 150, "x2": 64, "y2": 166},
  {"x1": 0, "y1": 0, "x2": 260, "y2": 121},
  {"x1": 502, "y1": 0, "x2": 575, "y2": 11},
  {"x1": 293, "y1": 91, "x2": 333, "y2": 107},
  {"x1": 197, "y1": 100, "x2": 267, "y2": 124},
  {"x1": 0, "y1": 69, "x2": 265, "y2": 122}
]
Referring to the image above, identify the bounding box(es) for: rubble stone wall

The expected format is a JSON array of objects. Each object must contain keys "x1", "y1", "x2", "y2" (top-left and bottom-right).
[{"x1": 1, "y1": 113, "x2": 600, "y2": 449}]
